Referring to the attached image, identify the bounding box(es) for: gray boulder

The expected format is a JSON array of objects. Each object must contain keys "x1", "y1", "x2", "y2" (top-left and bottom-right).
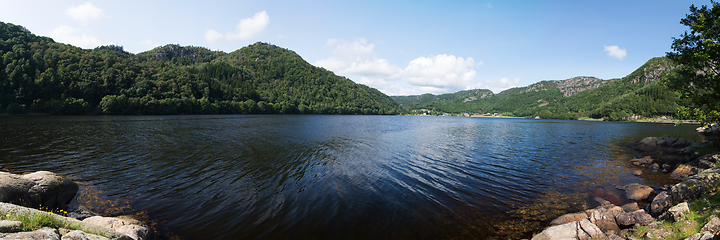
[
  {"x1": 0, "y1": 220, "x2": 22, "y2": 233},
  {"x1": 615, "y1": 210, "x2": 653, "y2": 226},
  {"x1": 667, "y1": 202, "x2": 690, "y2": 222},
  {"x1": 589, "y1": 205, "x2": 623, "y2": 235},
  {"x1": 0, "y1": 171, "x2": 79, "y2": 210},
  {"x1": 0, "y1": 227, "x2": 60, "y2": 240},
  {"x1": 531, "y1": 219, "x2": 607, "y2": 240},
  {"x1": 82, "y1": 216, "x2": 150, "y2": 240},
  {"x1": 685, "y1": 232, "x2": 714, "y2": 240},
  {"x1": 701, "y1": 216, "x2": 720, "y2": 235},
  {"x1": 620, "y1": 202, "x2": 640, "y2": 212},
  {"x1": 61, "y1": 230, "x2": 111, "y2": 240},
  {"x1": 650, "y1": 191, "x2": 673, "y2": 216}
]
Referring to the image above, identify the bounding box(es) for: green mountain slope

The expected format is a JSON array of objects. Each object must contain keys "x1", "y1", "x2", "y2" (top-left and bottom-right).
[
  {"x1": 393, "y1": 57, "x2": 690, "y2": 120},
  {"x1": 0, "y1": 21, "x2": 400, "y2": 115}
]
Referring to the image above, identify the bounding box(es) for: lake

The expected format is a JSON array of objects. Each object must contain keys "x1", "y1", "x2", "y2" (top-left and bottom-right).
[{"x1": 0, "y1": 115, "x2": 703, "y2": 239}]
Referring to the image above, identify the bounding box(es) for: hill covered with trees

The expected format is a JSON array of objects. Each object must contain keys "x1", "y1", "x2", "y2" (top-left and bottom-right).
[
  {"x1": 393, "y1": 57, "x2": 693, "y2": 120},
  {"x1": 0, "y1": 21, "x2": 400, "y2": 115}
]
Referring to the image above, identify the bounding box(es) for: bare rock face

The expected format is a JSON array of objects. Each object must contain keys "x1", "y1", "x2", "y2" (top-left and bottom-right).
[
  {"x1": 82, "y1": 216, "x2": 150, "y2": 240},
  {"x1": 0, "y1": 171, "x2": 79, "y2": 210}
]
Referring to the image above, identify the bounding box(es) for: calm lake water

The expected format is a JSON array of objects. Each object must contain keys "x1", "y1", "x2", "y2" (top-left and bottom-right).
[{"x1": 0, "y1": 115, "x2": 703, "y2": 239}]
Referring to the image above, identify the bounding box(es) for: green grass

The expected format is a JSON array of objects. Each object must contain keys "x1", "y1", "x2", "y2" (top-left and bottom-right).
[{"x1": 0, "y1": 211, "x2": 107, "y2": 236}]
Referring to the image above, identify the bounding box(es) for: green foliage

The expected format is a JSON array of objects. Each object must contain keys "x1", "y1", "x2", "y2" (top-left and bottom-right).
[
  {"x1": 0, "y1": 22, "x2": 399, "y2": 115},
  {"x1": 666, "y1": 1, "x2": 720, "y2": 125},
  {"x1": 395, "y1": 62, "x2": 691, "y2": 121}
]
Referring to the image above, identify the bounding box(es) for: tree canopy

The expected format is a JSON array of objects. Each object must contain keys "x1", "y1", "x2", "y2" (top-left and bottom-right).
[
  {"x1": 0, "y1": 21, "x2": 400, "y2": 115},
  {"x1": 666, "y1": 1, "x2": 720, "y2": 125}
]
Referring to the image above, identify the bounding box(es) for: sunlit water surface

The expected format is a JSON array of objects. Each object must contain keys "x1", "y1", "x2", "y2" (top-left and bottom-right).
[{"x1": 0, "y1": 115, "x2": 703, "y2": 239}]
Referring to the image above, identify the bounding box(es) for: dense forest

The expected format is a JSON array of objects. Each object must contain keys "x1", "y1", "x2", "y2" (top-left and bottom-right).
[
  {"x1": 0, "y1": 22, "x2": 401, "y2": 115},
  {"x1": 393, "y1": 57, "x2": 694, "y2": 120}
]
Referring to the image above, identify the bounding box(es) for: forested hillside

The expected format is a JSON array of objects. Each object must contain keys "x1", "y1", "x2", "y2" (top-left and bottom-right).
[
  {"x1": 0, "y1": 21, "x2": 400, "y2": 115},
  {"x1": 393, "y1": 57, "x2": 692, "y2": 120}
]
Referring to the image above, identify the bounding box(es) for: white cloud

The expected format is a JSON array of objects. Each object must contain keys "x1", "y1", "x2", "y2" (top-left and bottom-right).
[
  {"x1": 315, "y1": 38, "x2": 482, "y2": 95},
  {"x1": 402, "y1": 54, "x2": 477, "y2": 88},
  {"x1": 65, "y1": 2, "x2": 107, "y2": 25},
  {"x1": 205, "y1": 11, "x2": 269, "y2": 43},
  {"x1": 141, "y1": 39, "x2": 161, "y2": 50},
  {"x1": 470, "y1": 77, "x2": 520, "y2": 93},
  {"x1": 205, "y1": 30, "x2": 224, "y2": 44},
  {"x1": 49, "y1": 25, "x2": 106, "y2": 49},
  {"x1": 604, "y1": 45, "x2": 627, "y2": 60},
  {"x1": 315, "y1": 38, "x2": 402, "y2": 77}
]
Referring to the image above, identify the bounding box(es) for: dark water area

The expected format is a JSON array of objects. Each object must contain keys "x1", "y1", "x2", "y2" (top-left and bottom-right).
[{"x1": 0, "y1": 115, "x2": 704, "y2": 239}]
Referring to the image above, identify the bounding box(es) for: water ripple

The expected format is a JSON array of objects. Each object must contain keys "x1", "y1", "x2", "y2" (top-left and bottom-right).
[{"x1": 0, "y1": 115, "x2": 704, "y2": 239}]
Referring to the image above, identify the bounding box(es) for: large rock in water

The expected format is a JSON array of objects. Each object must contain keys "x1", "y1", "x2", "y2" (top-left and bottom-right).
[
  {"x1": 627, "y1": 136, "x2": 702, "y2": 163},
  {"x1": 0, "y1": 171, "x2": 79, "y2": 210},
  {"x1": 619, "y1": 183, "x2": 655, "y2": 201}
]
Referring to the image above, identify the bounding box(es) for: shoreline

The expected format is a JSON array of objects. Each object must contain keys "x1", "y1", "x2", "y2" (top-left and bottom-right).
[{"x1": 530, "y1": 127, "x2": 720, "y2": 239}]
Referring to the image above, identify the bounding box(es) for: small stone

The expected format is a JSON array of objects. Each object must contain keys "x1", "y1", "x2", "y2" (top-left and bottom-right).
[
  {"x1": 646, "y1": 229, "x2": 673, "y2": 239},
  {"x1": 632, "y1": 170, "x2": 643, "y2": 176},
  {"x1": 649, "y1": 163, "x2": 660, "y2": 171}
]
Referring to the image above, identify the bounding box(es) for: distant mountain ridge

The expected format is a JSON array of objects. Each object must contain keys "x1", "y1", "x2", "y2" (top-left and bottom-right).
[
  {"x1": 393, "y1": 57, "x2": 689, "y2": 120},
  {"x1": 0, "y1": 21, "x2": 400, "y2": 115}
]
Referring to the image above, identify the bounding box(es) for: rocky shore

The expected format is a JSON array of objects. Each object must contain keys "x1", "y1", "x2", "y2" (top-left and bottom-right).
[
  {"x1": 0, "y1": 171, "x2": 152, "y2": 240},
  {"x1": 532, "y1": 124, "x2": 720, "y2": 240}
]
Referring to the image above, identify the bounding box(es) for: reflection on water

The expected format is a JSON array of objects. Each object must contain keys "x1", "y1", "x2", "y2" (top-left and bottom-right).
[{"x1": 0, "y1": 115, "x2": 702, "y2": 239}]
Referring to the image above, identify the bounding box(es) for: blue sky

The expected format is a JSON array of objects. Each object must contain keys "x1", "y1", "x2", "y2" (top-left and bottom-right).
[{"x1": 0, "y1": 0, "x2": 708, "y2": 96}]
